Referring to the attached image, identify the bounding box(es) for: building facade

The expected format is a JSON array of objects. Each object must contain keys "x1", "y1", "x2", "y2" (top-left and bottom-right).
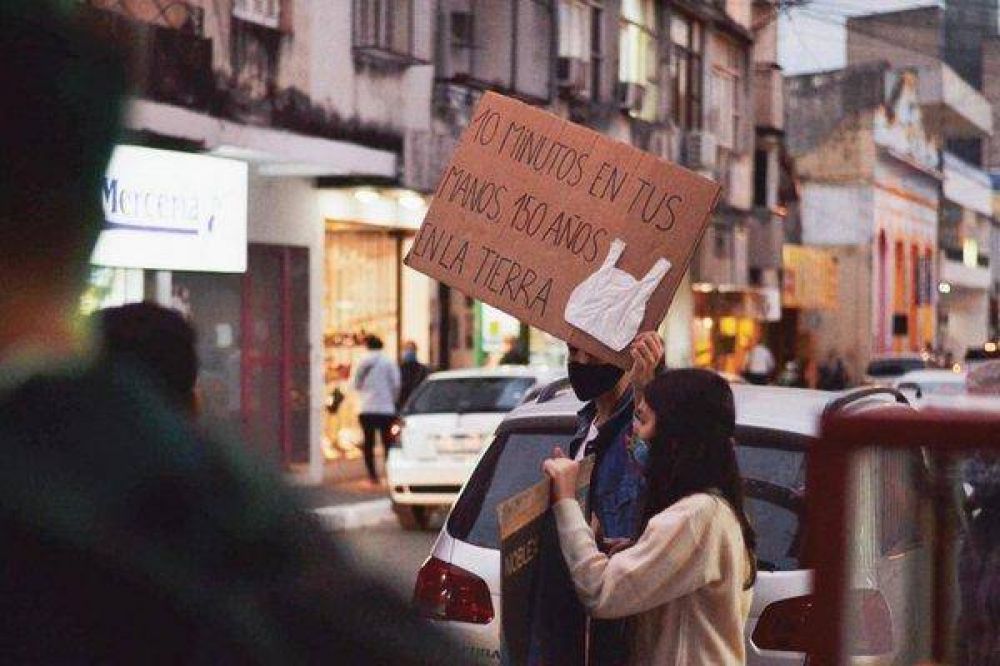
[
  {"x1": 81, "y1": 0, "x2": 437, "y2": 483},
  {"x1": 846, "y1": 4, "x2": 996, "y2": 359},
  {"x1": 786, "y1": 65, "x2": 942, "y2": 381},
  {"x1": 409, "y1": 0, "x2": 775, "y2": 373}
]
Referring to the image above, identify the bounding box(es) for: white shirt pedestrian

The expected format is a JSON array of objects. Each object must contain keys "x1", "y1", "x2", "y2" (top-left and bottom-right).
[
  {"x1": 353, "y1": 351, "x2": 400, "y2": 415},
  {"x1": 745, "y1": 343, "x2": 775, "y2": 376}
]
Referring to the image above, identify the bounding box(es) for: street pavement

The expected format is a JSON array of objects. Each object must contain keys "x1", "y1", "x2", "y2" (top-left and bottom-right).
[{"x1": 335, "y1": 513, "x2": 446, "y2": 598}]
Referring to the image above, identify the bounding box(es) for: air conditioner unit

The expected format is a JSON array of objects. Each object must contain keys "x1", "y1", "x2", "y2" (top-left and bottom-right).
[
  {"x1": 557, "y1": 57, "x2": 590, "y2": 95},
  {"x1": 684, "y1": 131, "x2": 718, "y2": 171},
  {"x1": 233, "y1": 0, "x2": 280, "y2": 29},
  {"x1": 616, "y1": 82, "x2": 645, "y2": 113}
]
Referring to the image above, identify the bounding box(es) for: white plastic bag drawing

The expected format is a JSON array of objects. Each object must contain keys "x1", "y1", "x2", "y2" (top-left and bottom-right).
[{"x1": 563, "y1": 238, "x2": 671, "y2": 352}]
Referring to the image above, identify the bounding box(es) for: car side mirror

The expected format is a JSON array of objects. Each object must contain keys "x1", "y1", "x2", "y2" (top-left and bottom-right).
[{"x1": 896, "y1": 382, "x2": 922, "y2": 399}]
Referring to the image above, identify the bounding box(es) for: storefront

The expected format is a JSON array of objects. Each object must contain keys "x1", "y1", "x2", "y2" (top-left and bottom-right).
[
  {"x1": 86, "y1": 145, "x2": 326, "y2": 477},
  {"x1": 319, "y1": 187, "x2": 433, "y2": 465},
  {"x1": 690, "y1": 284, "x2": 771, "y2": 374}
]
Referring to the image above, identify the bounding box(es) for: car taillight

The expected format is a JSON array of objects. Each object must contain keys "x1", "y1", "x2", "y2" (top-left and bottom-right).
[
  {"x1": 753, "y1": 594, "x2": 813, "y2": 652},
  {"x1": 413, "y1": 556, "x2": 494, "y2": 624},
  {"x1": 752, "y1": 589, "x2": 892, "y2": 656},
  {"x1": 387, "y1": 418, "x2": 403, "y2": 446}
]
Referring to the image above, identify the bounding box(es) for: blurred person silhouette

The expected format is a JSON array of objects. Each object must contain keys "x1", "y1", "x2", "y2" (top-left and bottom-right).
[
  {"x1": 742, "y1": 337, "x2": 775, "y2": 385},
  {"x1": 956, "y1": 361, "x2": 1000, "y2": 665},
  {"x1": 0, "y1": 2, "x2": 453, "y2": 662},
  {"x1": 499, "y1": 334, "x2": 529, "y2": 365},
  {"x1": 397, "y1": 340, "x2": 429, "y2": 410},
  {"x1": 353, "y1": 334, "x2": 400, "y2": 484},
  {"x1": 99, "y1": 302, "x2": 199, "y2": 417},
  {"x1": 817, "y1": 350, "x2": 848, "y2": 391}
]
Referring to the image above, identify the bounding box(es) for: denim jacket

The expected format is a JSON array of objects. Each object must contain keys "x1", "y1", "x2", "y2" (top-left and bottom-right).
[{"x1": 568, "y1": 388, "x2": 646, "y2": 540}]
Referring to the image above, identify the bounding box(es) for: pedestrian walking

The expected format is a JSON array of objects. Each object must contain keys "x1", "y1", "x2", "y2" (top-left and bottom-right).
[
  {"x1": 0, "y1": 4, "x2": 454, "y2": 661},
  {"x1": 544, "y1": 369, "x2": 756, "y2": 665},
  {"x1": 562, "y1": 331, "x2": 664, "y2": 664},
  {"x1": 817, "y1": 349, "x2": 849, "y2": 391},
  {"x1": 743, "y1": 338, "x2": 775, "y2": 385},
  {"x1": 353, "y1": 335, "x2": 401, "y2": 484},
  {"x1": 397, "y1": 340, "x2": 429, "y2": 410},
  {"x1": 957, "y1": 451, "x2": 1000, "y2": 665}
]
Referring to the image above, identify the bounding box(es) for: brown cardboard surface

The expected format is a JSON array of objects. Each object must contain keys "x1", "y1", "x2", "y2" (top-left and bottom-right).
[{"x1": 405, "y1": 91, "x2": 721, "y2": 367}]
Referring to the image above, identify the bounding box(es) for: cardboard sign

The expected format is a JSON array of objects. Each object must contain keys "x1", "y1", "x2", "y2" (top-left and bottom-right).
[
  {"x1": 405, "y1": 92, "x2": 721, "y2": 367},
  {"x1": 497, "y1": 456, "x2": 594, "y2": 665}
]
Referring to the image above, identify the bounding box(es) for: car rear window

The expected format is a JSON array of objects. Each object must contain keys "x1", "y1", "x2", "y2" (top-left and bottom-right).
[
  {"x1": 866, "y1": 358, "x2": 926, "y2": 377},
  {"x1": 965, "y1": 346, "x2": 1000, "y2": 362},
  {"x1": 404, "y1": 377, "x2": 536, "y2": 415},
  {"x1": 448, "y1": 428, "x2": 573, "y2": 549},
  {"x1": 736, "y1": 431, "x2": 809, "y2": 572}
]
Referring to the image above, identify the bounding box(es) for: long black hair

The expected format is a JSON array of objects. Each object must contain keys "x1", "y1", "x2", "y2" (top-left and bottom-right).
[{"x1": 639, "y1": 369, "x2": 757, "y2": 588}]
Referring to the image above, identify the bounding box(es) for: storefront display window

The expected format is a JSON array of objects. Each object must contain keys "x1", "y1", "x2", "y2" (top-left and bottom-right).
[{"x1": 324, "y1": 228, "x2": 403, "y2": 462}]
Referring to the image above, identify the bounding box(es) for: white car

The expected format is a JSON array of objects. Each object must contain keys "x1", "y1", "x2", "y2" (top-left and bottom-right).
[
  {"x1": 413, "y1": 382, "x2": 927, "y2": 665},
  {"x1": 386, "y1": 366, "x2": 562, "y2": 529},
  {"x1": 893, "y1": 368, "x2": 967, "y2": 402},
  {"x1": 863, "y1": 353, "x2": 928, "y2": 386}
]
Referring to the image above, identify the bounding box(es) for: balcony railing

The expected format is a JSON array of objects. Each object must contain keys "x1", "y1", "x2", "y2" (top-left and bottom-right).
[
  {"x1": 82, "y1": 0, "x2": 204, "y2": 35},
  {"x1": 80, "y1": 2, "x2": 213, "y2": 112},
  {"x1": 942, "y1": 151, "x2": 993, "y2": 216}
]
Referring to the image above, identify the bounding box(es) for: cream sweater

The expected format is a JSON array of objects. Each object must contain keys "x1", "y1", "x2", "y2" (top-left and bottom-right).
[{"x1": 553, "y1": 493, "x2": 753, "y2": 665}]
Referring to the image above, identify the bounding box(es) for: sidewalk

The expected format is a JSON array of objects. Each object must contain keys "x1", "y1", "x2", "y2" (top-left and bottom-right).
[{"x1": 293, "y1": 459, "x2": 397, "y2": 531}]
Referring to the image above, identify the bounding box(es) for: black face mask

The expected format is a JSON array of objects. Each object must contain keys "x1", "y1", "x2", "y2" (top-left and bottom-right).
[{"x1": 567, "y1": 361, "x2": 625, "y2": 402}]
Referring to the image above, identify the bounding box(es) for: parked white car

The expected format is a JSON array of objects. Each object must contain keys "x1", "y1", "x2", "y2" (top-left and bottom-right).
[
  {"x1": 413, "y1": 382, "x2": 927, "y2": 665},
  {"x1": 386, "y1": 366, "x2": 562, "y2": 529},
  {"x1": 893, "y1": 368, "x2": 967, "y2": 402},
  {"x1": 863, "y1": 353, "x2": 928, "y2": 386}
]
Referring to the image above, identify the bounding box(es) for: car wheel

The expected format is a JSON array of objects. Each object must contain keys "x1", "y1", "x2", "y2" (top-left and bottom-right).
[{"x1": 392, "y1": 502, "x2": 430, "y2": 531}]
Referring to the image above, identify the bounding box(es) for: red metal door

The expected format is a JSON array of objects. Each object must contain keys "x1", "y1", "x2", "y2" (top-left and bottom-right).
[{"x1": 241, "y1": 244, "x2": 310, "y2": 467}]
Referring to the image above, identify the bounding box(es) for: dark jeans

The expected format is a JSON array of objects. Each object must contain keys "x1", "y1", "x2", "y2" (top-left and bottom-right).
[
  {"x1": 743, "y1": 372, "x2": 770, "y2": 385},
  {"x1": 359, "y1": 413, "x2": 395, "y2": 481}
]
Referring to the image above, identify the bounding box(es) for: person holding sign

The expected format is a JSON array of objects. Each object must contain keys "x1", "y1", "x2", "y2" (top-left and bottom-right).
[
  {"x1": 544, "y1": 369, "x2": 757, "y2": 665},
  {"x1": 563, "y1": 331, "x2": 663, "y2": 663}
]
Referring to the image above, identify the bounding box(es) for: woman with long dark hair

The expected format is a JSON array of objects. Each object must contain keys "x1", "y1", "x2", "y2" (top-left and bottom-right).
[{"x1": 544, "y1": 368, "x2": 756, "y2": 664}]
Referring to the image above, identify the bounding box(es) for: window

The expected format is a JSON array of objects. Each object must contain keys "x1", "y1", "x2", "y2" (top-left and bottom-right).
[
  {"x1": 448, "y1": 429, "x2": 577, "y2": 548},
  {"x1": 753, "y1": 149, "x2": 768, "y2": 208},
  {"x1": 558, "y1": 1, "x2": 603, "y2": 100},
  {"x1": 736, "y1": 438, "x2": 807, "y2": 571},
  {"x1": 619, "y1": 0, "x2": 660, "y2": 120},
  {"x1": 670, "y1": 12, "x2": 703, "y2": 130},
  {"x1": 404, "y1": 377, "x2": 536, "y2": 415},
  {"x1": 353, "y1": 0, "x2": 412, "y2": 58},
  {"x1": 559, "y1": 0, "x2": 591, "y2": 60},
  {"x1": 710, "y1": 37, "x2": 741, "y2": 149}
]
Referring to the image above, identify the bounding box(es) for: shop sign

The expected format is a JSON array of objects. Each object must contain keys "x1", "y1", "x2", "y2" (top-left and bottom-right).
[
  {"x1": 91, "y1": 146, "x2": 248, "y2": 272},
  {"x1": 405, "y1": 92, "x2": 721, "y2": 367},
  {"x1": 782, "y1": 245, "x2": 838, "y2": 310}
]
